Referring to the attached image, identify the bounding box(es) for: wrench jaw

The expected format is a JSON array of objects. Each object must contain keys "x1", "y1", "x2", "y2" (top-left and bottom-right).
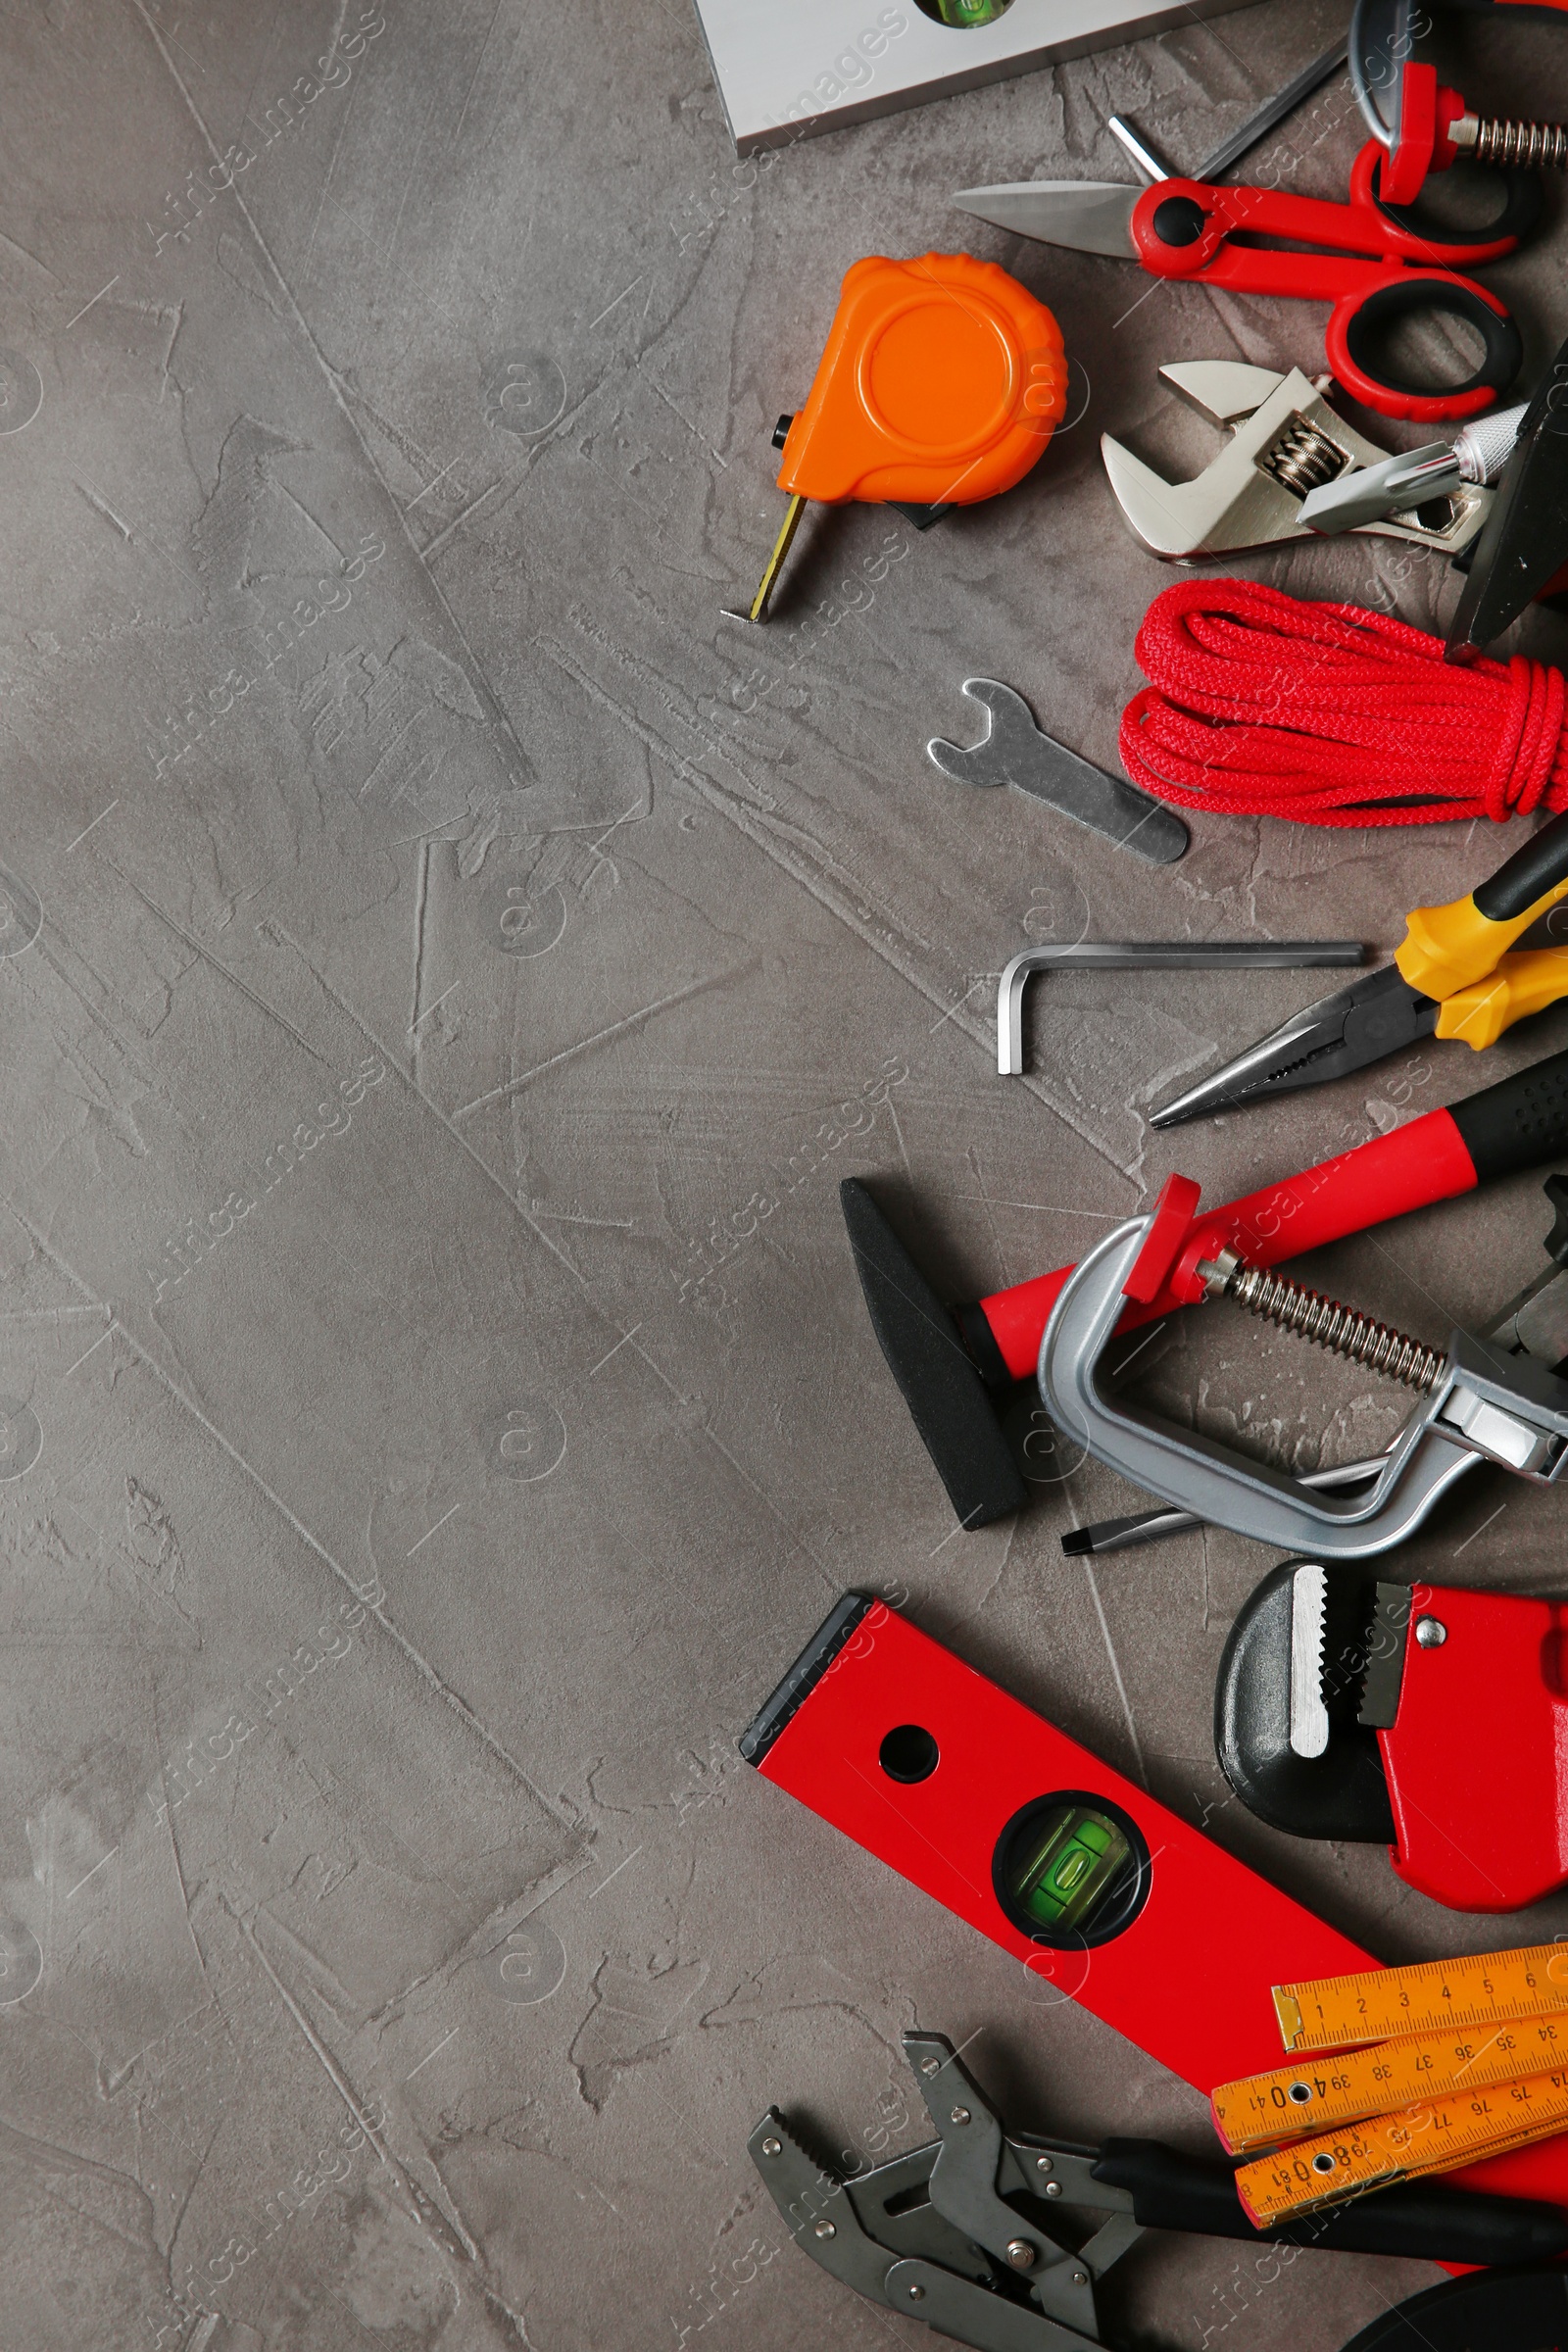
[
  {"x1": 1100, "y1": 362, "x2": 1493, "y2": 561},
  {"x1": 1037, "y1": 1214, "x2": 1496, "y2": 1559}
]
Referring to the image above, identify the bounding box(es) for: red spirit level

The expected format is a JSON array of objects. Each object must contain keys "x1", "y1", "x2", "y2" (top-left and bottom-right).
[{"x1": 742, "y1": 1592, "x2": 1568, "y2": 2214}]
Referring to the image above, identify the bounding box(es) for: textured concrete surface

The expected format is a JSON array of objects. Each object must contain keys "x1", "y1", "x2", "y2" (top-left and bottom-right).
[{"x1": 5, "y1": 2, "x2": 1568, "y2": 2347}]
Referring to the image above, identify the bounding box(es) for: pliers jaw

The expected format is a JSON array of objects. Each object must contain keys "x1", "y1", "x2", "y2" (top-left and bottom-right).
[
  {"x1": 750, "y1": 2030, "x2": 1133, "y2": 2352},
  {"x1": 1151, "y1": 963, "x2": 1439, "y2": 1128}
]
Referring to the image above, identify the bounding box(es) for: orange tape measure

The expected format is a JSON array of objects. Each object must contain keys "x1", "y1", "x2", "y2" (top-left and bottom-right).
[
  {"x1": 1274, "y1": 1943, "x2": 1568, "y2": 2053},
  {"x1": 725, "y1": 252, "x2": 1066, "y2": 623}
]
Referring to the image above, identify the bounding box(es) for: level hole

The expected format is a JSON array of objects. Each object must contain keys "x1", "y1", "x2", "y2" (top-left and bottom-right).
[{"x1": 880, "y1": 1724, "x2": 940, "y2": 1784}]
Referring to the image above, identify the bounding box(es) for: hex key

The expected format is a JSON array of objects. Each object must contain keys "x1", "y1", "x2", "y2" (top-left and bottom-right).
[{"x1": 998, "y1": 941, "x2": 1365, "y2": 1077}]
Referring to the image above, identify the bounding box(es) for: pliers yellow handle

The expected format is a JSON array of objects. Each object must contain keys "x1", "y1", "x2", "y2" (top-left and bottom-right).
[
  {"x1": 1397, "y1": 808, "x2": 1568, "y2": 1015},
  {"x1": 1435, "y1": 947, "x2": 1568, "y2": 1049}
]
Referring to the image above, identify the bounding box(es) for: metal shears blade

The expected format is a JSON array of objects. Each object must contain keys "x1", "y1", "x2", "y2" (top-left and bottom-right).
[
  {"x1": 952, "y1": 180, "x2": 1139, "y2": 257},
  {"x1": 1151, "y1": 962, "x2": 1438, "y2": 1128}
]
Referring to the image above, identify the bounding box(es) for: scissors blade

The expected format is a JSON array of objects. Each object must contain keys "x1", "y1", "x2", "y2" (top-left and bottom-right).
[
  {"x1": 952, "y1": 179, "x2": 1141, "y2": 257},
  {"x1": 1151, "y1": 963, "x2": 1439, "y2": 1127}
]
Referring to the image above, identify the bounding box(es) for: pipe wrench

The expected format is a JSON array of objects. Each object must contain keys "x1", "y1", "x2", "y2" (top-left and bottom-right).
[{"x1": 1222, "y1": 1557, "x2": 1568, "y2": 1911}]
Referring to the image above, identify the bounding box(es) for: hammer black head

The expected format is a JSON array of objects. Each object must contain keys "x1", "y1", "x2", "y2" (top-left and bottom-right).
[{"x1": 840, "y1": 1178, "x2": 1026, "y2": 1530}]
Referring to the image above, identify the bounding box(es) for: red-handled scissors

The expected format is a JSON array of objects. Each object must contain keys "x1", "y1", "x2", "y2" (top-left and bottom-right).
[{"x1": 955, "y1": 139, "x2": 1525, "y2": 421}]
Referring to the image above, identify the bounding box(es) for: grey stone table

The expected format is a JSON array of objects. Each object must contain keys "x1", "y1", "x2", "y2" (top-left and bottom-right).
[{"x1": 4, "y1": 2, "x2": 1568, "y2": 2345}]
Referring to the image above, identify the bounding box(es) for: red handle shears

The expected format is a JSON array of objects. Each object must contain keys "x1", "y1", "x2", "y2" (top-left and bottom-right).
[
  {"x1": 1129, "y1": 144, "x2": 1521, "y2": 420},
  {"x1": 956, "y1": 140, "x2": 1526, "y2": 421}
]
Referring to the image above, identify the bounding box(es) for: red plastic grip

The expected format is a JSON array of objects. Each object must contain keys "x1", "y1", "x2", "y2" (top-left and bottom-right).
[
  {"x1": 1385, "y1": 60, "x2": 1439, "y2": 205},
  {"x1": 979, "y1": 1105, "x2": 1480, "y2": 1380}
]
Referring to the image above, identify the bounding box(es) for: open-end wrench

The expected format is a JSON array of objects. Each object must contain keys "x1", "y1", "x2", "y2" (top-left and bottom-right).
[{"x1": 927, "y1": 678, "x2": 1190, "y2": 863}]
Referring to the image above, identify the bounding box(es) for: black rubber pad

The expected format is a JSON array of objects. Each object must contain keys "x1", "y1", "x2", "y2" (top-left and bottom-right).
[{"x1": 840, "y1": 1179, "x2": 1026, "y2": 1530}]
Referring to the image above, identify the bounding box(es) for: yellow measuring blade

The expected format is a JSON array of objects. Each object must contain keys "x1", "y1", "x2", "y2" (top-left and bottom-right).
[
  {"x1": 1214, "y1": 2009, "x2": 1568, "y2": 2153},
  {"x1": 1274, "y1": 1944, "x2": 1568, "y2": 2054},
  {"x1": 1237, "y1": 2064, "x2": 1568, "y2": 2230}
]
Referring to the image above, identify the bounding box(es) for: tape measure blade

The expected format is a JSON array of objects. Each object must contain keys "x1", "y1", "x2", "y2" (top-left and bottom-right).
[{"x1": 1275, "y1": 1945, "x2": 1568, "y2": 2053}]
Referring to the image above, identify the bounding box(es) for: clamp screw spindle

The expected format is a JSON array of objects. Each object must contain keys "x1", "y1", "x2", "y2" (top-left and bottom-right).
[
  {"x1": 1197, "y1": 1249, "x2": 1444, "y2": 1393},
  {"x1": 1452, "y1": 112, "x2": 1568, "y2": 169}
]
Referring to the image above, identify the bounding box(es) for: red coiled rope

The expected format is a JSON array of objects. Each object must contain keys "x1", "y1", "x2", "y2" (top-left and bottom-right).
[{"x1": 1119, "y1": 578, "x2": 1568, "y2": 829}]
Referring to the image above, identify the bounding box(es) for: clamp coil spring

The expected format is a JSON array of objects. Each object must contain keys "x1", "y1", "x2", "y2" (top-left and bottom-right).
[
  {"x1": 1257, "y1": 417, "x2": 1347, "y2": 500},
  {"x1": 1466, "y1": 118, "x2": 1568, "y2": 170},
  {"x1": 1200, "y1": 1250, "x2": 1444, "y2": 1394}
]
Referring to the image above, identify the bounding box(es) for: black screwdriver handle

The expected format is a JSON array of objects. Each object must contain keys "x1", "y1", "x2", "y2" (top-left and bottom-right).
[{"x1": 1091, "y1": 2137, "x2": 1568, "y2": 2265}]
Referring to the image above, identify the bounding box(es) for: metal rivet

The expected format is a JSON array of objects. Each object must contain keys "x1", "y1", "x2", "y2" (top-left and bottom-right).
[
  {"x1": 1313, "y1": 2152, "x2": 1338, "y2": 2173},
  {"x1": 760, "y1": 2136, "x2": 782, "y2": 2157},
  {"x1": 1005, "y1": 2239, "x2": 1035, "y2": 2271},
  {"x1": 951, "y1": 2106, "x2": 970, "y2": 2125},
  {"x1": 907, "y1": 2283, "x2": 926, "y2": 2301},
  {"x1": 814, "y1": 2219, "x2": 836, "y2": 2239},
  {"x1": 1072, "y1": 2270, "x2": 1088, "y2": 2286},
  {"x1": 1045, "y1": 2180, "x2": 1062, "y2": 2198},
  {"x1": 1416, "y1": 1616, "x2": 1447, "y2": 1647},
  {"x1": 920, "y1": 2056, "x2": 940, "y2": 2076},
  {"x1": 1288, "y1": 2082, "x2": 1313, "y2": 2103},
  {"x1": 1035, "y1": 2155, "x2": 1053, "y2": 2175}
]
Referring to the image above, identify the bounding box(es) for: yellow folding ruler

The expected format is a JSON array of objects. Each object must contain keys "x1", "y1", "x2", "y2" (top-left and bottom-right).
[
  {"x1": 1212, "y1": 1945, "x2": 1568, "y2": 2228},
  {"x1": 1237, "y1": 2064, "x2": 1568, "y2": 2228},
  {"x1": 1274, "y1": 1942, "x2": 1568, "y2": 2054},
  {"x1": 1214, "y1": 2010, "x2": 1568, "y2": 2153}
]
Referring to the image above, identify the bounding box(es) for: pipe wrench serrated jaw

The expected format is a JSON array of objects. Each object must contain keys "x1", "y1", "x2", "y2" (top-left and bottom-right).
[
  {"x1": 1101, "y1": 360, "x2": 1491, "y2": 561},
  {"x1": 1039, "y1": 1207, "x2": 1568, "y2": 1558}
]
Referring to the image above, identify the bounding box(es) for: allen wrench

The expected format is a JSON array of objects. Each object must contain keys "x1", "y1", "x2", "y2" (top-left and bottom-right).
[{"x1": 998, "y1": 941, "x2": 1364, "y2": 1076}]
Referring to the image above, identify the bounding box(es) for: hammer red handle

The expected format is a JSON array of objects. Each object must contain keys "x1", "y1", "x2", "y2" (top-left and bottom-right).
[{"x1": 978, "y1": 1047, "x2": 1568, "y2": 1381}]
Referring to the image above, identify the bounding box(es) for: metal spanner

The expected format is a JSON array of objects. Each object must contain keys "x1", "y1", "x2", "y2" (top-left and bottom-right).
[
  {"x1": 927, "y1": 679, "x2": 1190, "y2": 864},
  {"x1": 1101, "y1": 362, "x2": 1497, "y2": 561}
]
